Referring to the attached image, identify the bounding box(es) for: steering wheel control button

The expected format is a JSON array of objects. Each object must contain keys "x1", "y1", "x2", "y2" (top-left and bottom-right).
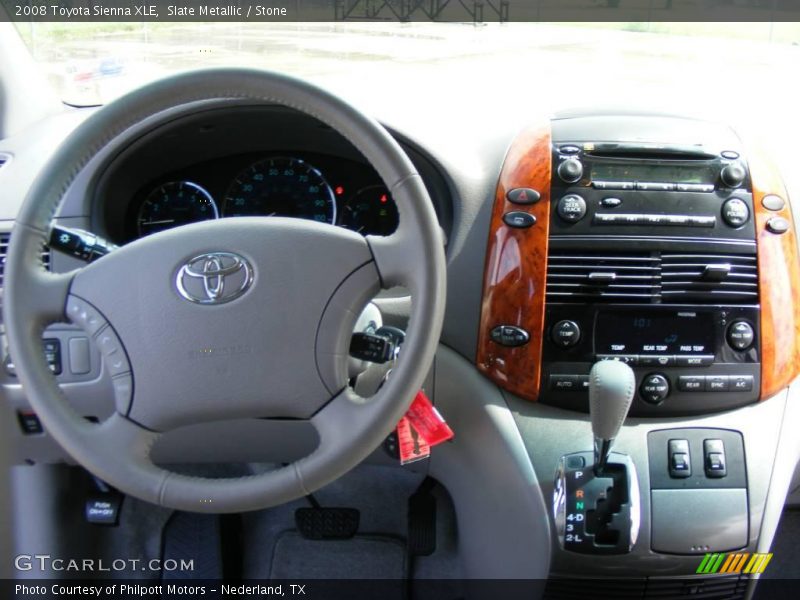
[
  {"x1": 727, "y1": 321, "x2": 754, "y2": 351},
  {"x1": 503, "y1": 211, "x2": 536, "y2": 228},
  {"x1": 761, "y1": 195, "x2": 786, "y2": 212},
  {"x1": 704, "y1": 439, "x2": 727, "y2": 478},
  {"x1": 640, "y1": 373, "x2": 670, "y2": 404},
  {"x1": 111, "y1": 374, "x2": 134, "y2": 414},
  {"x1": 506, "y1": 187, "x2": 541, "y2": 205},
  {"x1": 67, "y1": 296, "x2": 107, "y2": 336},
  {"x1": 95, "y1": 328, "x2": 130, "y2": 376},
  {"x1": 557, "y1": 194, "x2": 587, "y2": 223},
  {"x1": 551, "y1": 320, "x2": 581, "y2": 348},
  {"x1": 43, "y1": 339, "x2": 62, "y2": 375},
  {"x1": 668, "y1": 439, "x2": 692, "y2": 478},
  {"x1": 678, "y1": 375, "x2": 705, "y2": 392},
  {"x1": 721, "y1": 198, "x2": 749, "y2": 227},
  {"x1": 68, "y1": 337, "x2": 91, "y2": 375},
  {"x1": 557, "y1": 158, "x2": 584, "y2": 183},
  {"x1": 766, "y1": 216, "x2": 791, "y2": 235},
  {"x1": 490, "y1": 325, "x2": 529, "y2": 347}
]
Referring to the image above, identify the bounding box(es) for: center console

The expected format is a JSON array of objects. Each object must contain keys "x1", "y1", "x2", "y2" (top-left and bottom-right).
[
  {"x1": 542, "y1": 128, "x2": 761, "y2": 416},
  {"x1": 475, "y1": 112, "x2": 800, "y2": 596}
]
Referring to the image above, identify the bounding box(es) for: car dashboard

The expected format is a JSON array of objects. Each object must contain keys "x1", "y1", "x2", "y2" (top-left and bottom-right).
[{"x1": 2, "y1": 94, "x2": 800, "y2": 595}]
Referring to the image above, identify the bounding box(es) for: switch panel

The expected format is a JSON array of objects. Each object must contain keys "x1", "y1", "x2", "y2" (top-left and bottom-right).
[
  {"x1": 668, "y1": 439, "x2": 691, "y2": 478},
  {"x1": 704, "y1": 439, "x2": 727, "y2": 478}
]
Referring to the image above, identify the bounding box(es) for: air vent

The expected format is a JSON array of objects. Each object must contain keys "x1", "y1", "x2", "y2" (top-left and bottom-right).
[
  {"x1": 0, "y1": 232, "x2": 51, "y2": 289},
  {"x1": 546, "y1": 251, "x2": 661, "y2": 302},
  {"x1": 547, "y1": 250, "x2": 757, "y2": 305},
  {"x1": 661, "y1": 253, "x2": 758, "y2": 303}
]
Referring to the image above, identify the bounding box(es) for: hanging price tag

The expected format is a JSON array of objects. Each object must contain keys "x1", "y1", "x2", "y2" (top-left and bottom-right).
[{"x1": 396, "y1": 391, "x2": 454, "y2": 465}]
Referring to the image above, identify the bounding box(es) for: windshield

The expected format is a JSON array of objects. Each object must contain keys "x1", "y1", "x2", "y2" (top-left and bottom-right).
[{"x1": 12, "y1": 21, "x2": 800, "y2": 183}]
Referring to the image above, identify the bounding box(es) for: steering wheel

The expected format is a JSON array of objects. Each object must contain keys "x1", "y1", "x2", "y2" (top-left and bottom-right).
[{"x1": 3, "y1": 69, "x2": 446, "y2": 513}]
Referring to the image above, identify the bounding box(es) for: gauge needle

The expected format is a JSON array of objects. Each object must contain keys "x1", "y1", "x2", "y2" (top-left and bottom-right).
[{"x1": 141, "y1": 219, "x2": 176, "y2": 226}]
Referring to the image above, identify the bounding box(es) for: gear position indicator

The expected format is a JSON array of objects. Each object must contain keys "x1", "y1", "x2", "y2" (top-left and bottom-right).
[{"x1": 554, "y1": 451, "x2": 641, "y2": 555}]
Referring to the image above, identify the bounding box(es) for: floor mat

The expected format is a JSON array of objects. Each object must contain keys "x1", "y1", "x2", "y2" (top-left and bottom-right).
[{"x1": 269, "y1": 531, "x2": 407, "y2": 579}]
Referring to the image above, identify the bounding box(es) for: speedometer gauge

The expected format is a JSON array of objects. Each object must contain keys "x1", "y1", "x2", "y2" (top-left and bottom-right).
[
  {"x1": 223, "y1": 157, "x2": 336, "y2": 224},
  {"x1": 137, "y1": 181, "x2": 218, "y2": 237}
]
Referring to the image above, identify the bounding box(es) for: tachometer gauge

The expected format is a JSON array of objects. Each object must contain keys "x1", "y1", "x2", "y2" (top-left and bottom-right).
[
  {"x1": 339, "y1": 186, "x2": 399, "y2": 235},
  {"x1": 137, "y1": 181, "x2": 218, "y2": 237},
  {"x1": 223, "y1": 157, "x2": 336, "y2": 224}
]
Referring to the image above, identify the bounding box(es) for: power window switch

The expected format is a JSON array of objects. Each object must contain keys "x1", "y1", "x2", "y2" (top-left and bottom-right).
[
  {"x1": 668, "y1": 439, "x2": 691, "y2": 478},
  {"x1": 704, "y1": 439, "x2": 727, "y2": 478}
]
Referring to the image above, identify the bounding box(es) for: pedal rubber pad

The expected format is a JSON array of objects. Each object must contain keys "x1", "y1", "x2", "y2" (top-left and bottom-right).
[{"x1": 295, "y1": 507, "x2": 360, "y2": 540}]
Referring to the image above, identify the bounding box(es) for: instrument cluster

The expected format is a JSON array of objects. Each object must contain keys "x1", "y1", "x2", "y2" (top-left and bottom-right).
[{"x1": 129, "y1": 153, "x2": 398, "y2": 240}]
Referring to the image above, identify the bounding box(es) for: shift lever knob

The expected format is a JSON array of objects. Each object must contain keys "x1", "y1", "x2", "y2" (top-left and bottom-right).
[{"x1": 589, "y1": 360, "x2": 636, "y2": 472}]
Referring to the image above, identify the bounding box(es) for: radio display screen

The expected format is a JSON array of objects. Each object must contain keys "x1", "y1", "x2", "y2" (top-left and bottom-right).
[
  {"x1": 591, "y1": 163, "x2": 716, "y2": 184},
  {"x1": 595, "y1": 312, "x2": 715, "y2": 355}
]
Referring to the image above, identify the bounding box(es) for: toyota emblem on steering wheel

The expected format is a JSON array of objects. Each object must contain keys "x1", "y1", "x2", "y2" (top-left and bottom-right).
[{"x1": 176, "y1": 252, "x2": 254, "y2": 305}]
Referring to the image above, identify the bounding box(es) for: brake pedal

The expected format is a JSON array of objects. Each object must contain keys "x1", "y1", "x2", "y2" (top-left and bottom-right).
[{"x1": 295, "y1": 497, "x2": 360, "y2": 540}]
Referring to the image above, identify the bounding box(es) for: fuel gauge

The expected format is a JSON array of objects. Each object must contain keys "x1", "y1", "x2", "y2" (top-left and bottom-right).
[{"x1": 339, "y1": 185, "x2": 398, "y2": 236}]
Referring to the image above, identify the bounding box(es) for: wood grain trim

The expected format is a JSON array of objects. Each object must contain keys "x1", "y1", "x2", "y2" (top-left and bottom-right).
[
  {"x1": 476, "y1": 122, "x2": 551, "y2": 401},
  {"x1": 749, "y1": 150, "x2": 800, "y2": 399}
]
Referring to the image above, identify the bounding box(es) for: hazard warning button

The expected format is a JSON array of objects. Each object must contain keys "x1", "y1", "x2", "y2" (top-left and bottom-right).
[{"x1": 506, "y1": 187, "x2": 541, "y2": 205}]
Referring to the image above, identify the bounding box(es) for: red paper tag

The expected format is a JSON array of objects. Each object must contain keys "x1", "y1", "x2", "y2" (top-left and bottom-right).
[{"x1": 397, "y1": 391, "x2": 454, "y2": 465}]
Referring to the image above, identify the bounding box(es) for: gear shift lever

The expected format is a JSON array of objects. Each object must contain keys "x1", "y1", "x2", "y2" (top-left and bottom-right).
[{"x1": 588, "y1": 360, "x2": 636, "y2": 473}]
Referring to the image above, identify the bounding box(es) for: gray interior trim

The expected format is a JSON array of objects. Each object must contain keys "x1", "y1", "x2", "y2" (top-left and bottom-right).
[{"x1": 430, "y1": 345, "x2": 551, "y2": 582}]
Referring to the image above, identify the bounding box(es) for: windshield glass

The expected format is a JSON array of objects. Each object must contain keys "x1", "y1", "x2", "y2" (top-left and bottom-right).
[{"x1": 12, "y1": 21, "x2": 800, "y2": 187}]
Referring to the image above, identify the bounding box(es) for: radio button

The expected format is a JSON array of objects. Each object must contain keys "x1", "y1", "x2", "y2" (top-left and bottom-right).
[
  {"x1": 722, "y1": 198, "x2": 750, "y2": 227},
  {"x1": 730, "y1": 375, "x2": 754, "y2": 392},
  {"x1": 636, "y1": 182, "x2": 676, "y2": 192},
  {"x1": 506, "y1": 187, "x2": 541, "y2": 205},
  {"x1": 721, "y1": 150, "x2": 740, "y2": 160},
  {"x1": 552, "y1": 320, "x2": 581, "y2": 348},
  {"x1": 677, "y1": 183, "x2": 715, "y2": 193},
  {"x1": 558, "y1": 158, "x2": 583, "y2": 183},
  {"x1": 727, "y1": 321, "x2": 754, "y2": 351},
  {"x1": 675, "y1": 355, "x2": 715, "y2": 367},
  {"x1": 559, "y1": 145, "x2": 581, "y2": 155},
  {"x1": 706, "y1": 376, "x2": 729, "y2": 392},
  {"x1": 503, "y1": 211, "x2": 536, "y2": 228},
  {"x1": 640, "y1": 355, "x2": 675, "y2": 367},
  {"x1": 720, "y1": 163, "x2": 747, "y2": 188},
  {"x1": 688, "y1": 216, "x2": 716, "y2": 227},
  {"x1": 600, "y1": 197, "x2": 622, "y2": 208},
  {"x1": 678, "y1": 375, "x2": 705, "y2": 392},
  {"x1": 665, "y1": 215, "x2": 691, "y2": 226},
  {"x1": 557, "y1": 195, "x2": 587, "y2": 223},
  {"x1": 640, "y1": 373, "x2": 670, "y2": 404},
  {"x1": 593, "y1": 181, "x2": 635, "y2": 191}
]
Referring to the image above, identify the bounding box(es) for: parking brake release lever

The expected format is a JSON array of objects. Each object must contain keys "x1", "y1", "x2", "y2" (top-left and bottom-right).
[{"x1": 589, "y1": 360, "x2": 636, "y2": 474}]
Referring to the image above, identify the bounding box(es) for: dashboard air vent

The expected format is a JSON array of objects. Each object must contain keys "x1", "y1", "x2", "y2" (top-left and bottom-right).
[
  {"x1": 546, "y1": 251, "x2": 661, "y2": 302},
  {"x1": 0, "y1": 233, "x2": 51, "y2": 289},
  {"x1": 660, "y1": 253, "x2": 758, "y2": 303},
  {"x1": 547, "y1": 250, "x2": 757, "y2": 305}
]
